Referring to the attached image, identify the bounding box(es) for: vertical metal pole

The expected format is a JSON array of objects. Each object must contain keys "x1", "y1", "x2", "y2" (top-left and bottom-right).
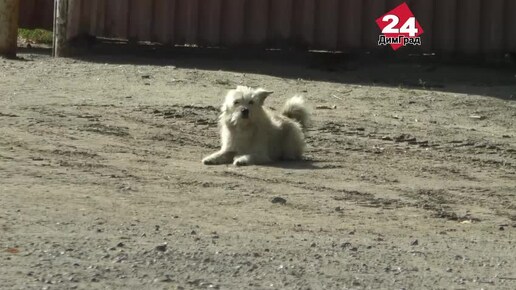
[
  {"x1": 54, "y1": 0, "x2": 68, "y2": 57},
  {"x1": 52, "y1": 0, "x2": 57, "y2": 56}
]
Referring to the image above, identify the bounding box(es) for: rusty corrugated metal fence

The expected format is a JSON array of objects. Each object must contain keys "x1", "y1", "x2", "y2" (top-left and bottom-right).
[
  {"x1": 19, "y1": 0, "x2": 54, "y2": 30},
  {"x1": 19, "y1": 0, "x2": 516, "y2": 54}
]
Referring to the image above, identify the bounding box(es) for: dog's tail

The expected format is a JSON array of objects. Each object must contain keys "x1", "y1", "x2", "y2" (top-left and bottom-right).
[{"x1": 281, "y1": 95, "x2": 310, "y2": 129}]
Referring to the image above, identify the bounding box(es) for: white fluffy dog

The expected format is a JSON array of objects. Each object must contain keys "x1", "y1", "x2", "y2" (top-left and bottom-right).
[{"x1": 202, "y1": 86, "x2": 310, "y2": 166}]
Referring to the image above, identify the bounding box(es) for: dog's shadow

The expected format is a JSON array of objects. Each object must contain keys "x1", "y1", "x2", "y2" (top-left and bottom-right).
[{"x1": 264, "y1": 159, "x2": 328, "y2": 170}]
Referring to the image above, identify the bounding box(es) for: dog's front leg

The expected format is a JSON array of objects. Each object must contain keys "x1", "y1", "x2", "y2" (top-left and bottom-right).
[
  {"x1": 202, "y1": 150, "x2": 235, "y2": 165},
  {"x1": 233, "y1": 154, "x2": 270, "y2": 166}
]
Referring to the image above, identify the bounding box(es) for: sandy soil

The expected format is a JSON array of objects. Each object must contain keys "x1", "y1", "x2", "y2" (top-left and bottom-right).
[{"x1": 1, "y1": 48, "x2": 515, "y2": 290}]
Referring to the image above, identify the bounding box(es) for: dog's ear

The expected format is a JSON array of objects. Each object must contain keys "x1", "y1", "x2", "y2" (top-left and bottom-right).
[
  {"x1": 221, "y1": 89, "x2": 234, "y2": 112},
  {"x1": 253, "y1": 88, "x2": 273, "y2": 105}
]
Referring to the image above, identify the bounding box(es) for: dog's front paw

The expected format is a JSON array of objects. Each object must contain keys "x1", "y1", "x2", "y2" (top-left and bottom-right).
[
  {"x1": 202, "y1": 157, "x2": 216, "y2": 165},
  {"x1": 203, "y1": 151, "x2": 235, "y2": 165},
  {"x1": 202, "y1": 155, "x2": 223, "y2": 165},
  {"x1": 233, "y1": 156, "x2": 250, "y2": 166}
]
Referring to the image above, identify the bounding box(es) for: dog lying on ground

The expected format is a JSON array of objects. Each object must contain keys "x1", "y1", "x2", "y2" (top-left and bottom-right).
[{"x1": 202, "y1": 86, "x2": 310, "y2": 166}]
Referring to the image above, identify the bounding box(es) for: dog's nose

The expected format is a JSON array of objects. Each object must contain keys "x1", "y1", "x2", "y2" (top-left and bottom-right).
[{"x1": 241, "y1": 108, "x2": 249, "y2": 118}]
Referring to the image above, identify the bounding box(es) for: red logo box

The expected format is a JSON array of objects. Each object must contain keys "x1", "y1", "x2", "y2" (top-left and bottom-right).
[{"x1": 376, "y1": 2, "x2": 424, "y2": 51}]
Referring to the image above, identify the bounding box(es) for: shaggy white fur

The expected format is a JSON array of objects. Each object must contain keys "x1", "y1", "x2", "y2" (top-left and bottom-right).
[{"x1": 202, "y1": 86, "x2": 310, "y2": 166}]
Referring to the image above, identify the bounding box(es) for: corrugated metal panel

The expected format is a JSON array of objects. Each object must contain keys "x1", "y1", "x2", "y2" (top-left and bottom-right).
[
  {"x1": 482, "y1": 0, "x2": 505, "y2": 54},
  {"x1": 433, "y1": 0, "x2": 457, "y2": 52},
  {"x1": 315, "y1": 0, "x2": 339, "y2": 50},
  {"x1": 18, "y1": 0, "x2": 516, "y2": 55},
  {"x1": 456, "y1": 0, "x2": 481, "y2": 54},
  {"x1": 245, "y1": 0, "x2": 268, "y2": 46},
  {"x1": 506, "y1": 0, "x2": 516, "y2": 51},
  {"x1": 337, "y1": 0, "x2": 362, "y2": 50},
  {"x1": 410, "y1": 0, "x2": 433, "y2": 52},
  {"x1": 19, "y1": 0, "x2": 53, "y2": 30}
]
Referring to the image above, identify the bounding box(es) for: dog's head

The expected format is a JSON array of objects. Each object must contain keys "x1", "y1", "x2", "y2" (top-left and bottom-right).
[{"x1": 220, "y1": 86, "x2": 273, "y2": 127}]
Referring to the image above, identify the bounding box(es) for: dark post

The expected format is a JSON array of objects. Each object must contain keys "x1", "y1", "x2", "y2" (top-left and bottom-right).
[
  {"x1": 53, "y1": 0, "x2": 69, "y2": 57},
  {"x1": 0, "y1": 0, "x2": 20, "y2": 58}
]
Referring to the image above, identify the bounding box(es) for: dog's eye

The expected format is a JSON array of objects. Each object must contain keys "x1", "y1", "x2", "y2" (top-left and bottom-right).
[
  {"x1": 233, "y1": 100, "x2": 240, "y2": 105},
  {"x1": 248, "y1": 100, "x2": 254, "y2": 105}
]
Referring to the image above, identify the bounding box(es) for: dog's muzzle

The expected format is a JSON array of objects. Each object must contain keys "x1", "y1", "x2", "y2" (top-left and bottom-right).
[{"x1": 241, "y1": 107, "x2": 249, "y2": 119}]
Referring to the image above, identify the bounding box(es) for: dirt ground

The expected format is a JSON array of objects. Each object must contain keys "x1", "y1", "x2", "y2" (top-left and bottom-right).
[{"x1": 1, "y1": 48, "x2": 515, "y2": 290}]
